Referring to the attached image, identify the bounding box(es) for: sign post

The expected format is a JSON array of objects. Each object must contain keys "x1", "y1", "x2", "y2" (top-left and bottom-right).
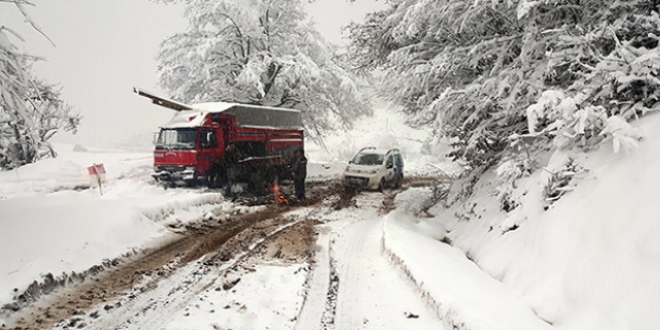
[{"x1": 87, "y1": 163, "x2": 107, "y2": 196}]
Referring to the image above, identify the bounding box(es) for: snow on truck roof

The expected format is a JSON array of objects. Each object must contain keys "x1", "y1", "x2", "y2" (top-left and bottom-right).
[
  {"x1": 162, "y1": 103, "x2": 303, "y2": 129},
  {"x1": 193, "y1": 102, "x2": 300, "y2": 114},
  {"x1": 133, "y1": 88, "x2": 302, "y2": 130}
]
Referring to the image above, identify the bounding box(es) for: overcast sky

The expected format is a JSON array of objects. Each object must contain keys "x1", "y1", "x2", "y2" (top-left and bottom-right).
[{"x1": 1, "y1": 0, "x2": 385, "y2": 149}]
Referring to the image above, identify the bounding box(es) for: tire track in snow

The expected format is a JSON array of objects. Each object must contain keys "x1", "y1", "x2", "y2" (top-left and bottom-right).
[
  {"x1": 82, "y1": 213, "x2": 310, "y2": 330},
  {"x1": 334, "y1": 217, "x2": 377, "y2": 329},
  {"x1": 4, "y1": 205, "x2": 299, "y2": 329},
  {"x1": 320, "y1": 242, "x2": 340, "y2": 330},
  {"x1": 330, "y1": 194, "x2": 443, "y2": 330},
  {"x1": 295, "y1": 227, "x2": 331, "y2": 330}
]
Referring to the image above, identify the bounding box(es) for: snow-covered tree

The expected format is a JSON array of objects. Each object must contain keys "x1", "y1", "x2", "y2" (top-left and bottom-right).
[
  {"x1": 349, "y1": 0, "x2": 660, "y2": 172},
  {"x1": 155, "y1": 0, "x2": 371, "y2": 139},
  {"x1": 0, "y1": 2, "x2": 81, "y2": 169}
]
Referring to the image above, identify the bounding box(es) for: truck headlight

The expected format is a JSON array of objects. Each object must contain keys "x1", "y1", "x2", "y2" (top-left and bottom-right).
[{"x1": 369, "y1": 169, "x2": 378, "y2": 174}]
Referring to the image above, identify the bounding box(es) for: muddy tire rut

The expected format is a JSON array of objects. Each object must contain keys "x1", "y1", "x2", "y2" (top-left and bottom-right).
[
  {"x1": 1, "y1": 176, "x2": 441, "y2": 330},
  {"x1": 2, "y1": 204, "x2": 312, "y2": 330}
]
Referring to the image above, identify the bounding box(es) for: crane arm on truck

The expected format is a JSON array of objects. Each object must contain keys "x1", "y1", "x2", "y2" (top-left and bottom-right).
[{"x1": 133, "y1": 87, "x2": 193, "y2": 111}]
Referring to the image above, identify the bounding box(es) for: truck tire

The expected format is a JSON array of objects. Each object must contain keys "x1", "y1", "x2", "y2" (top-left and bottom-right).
[
  {"x1": 207, "y1": 167, "x2": 224, "y2": 189},
  {"x1": 266, "y1": 168, "x2": 279, "y2": 187},
  {"x1": 248, "y1": 169, "x2": 268, "y2": 195}
]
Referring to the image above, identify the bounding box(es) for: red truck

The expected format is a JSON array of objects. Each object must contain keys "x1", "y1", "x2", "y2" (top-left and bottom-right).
[{"x1": 135, "y1": 88, "x2": 304, "y2": 189}]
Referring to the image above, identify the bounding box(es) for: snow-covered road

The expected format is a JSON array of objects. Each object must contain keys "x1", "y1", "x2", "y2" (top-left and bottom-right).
[
  {"x1": 295, "y1": 196, "x2": 443, "y2": 329},
  {"x1": 332, "y1": 215, "x2": 442, "y2": 329},
  {"x1": 0, "y1": 162, "x2": 543, "y2": 330}
]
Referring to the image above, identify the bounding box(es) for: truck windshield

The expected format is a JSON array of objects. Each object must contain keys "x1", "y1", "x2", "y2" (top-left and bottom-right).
[
  {"x1": 352, "y1": 153, "x2": 384, "y2": 166},
  {"x1": 156, "y1": 128, "x2": 197, "y2": 150}
]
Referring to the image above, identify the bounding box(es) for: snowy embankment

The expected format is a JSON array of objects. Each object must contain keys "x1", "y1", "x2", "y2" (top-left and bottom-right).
[
  {"x1": 394, "y1": 112, "x2": 660, "y2": 329},
  {"x1": 381, "y1": 192, "x2": 551, "y2": 330},
  {"x1": 0, "y1": 145, "x2": 228, "y2": 308}
]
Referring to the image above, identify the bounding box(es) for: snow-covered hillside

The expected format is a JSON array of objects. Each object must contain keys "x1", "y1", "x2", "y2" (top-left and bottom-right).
[{"x1": 427, "y1": 112, "x2": 660, "y2": 329}]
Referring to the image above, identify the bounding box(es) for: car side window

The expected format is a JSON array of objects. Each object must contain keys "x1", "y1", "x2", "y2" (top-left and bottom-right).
[
  {"x1": 396, "y1": 154, "x2": 403, "y2": 166},
  {"x1": 386, "y1": 156, "x2": 393, "y2": 168}
]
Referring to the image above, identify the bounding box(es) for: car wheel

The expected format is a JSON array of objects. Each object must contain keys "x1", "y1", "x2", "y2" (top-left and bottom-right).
[
  {"x1": 344, "y1": 186, "x2": 355, "y2": 194},
  {"x1": 378, "y1": 178, "x2": 385, "y2": 192},
  {"x1": 394, "y1": 174, "x2": 402, "y2": 189}
]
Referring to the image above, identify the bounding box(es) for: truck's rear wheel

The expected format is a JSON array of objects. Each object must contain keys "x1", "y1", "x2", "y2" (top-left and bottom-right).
[
  {"x1": 266, "y1": 170, "x2": 279, "y2": 188},
  {"x1": 207, "y1": 167, "x2": 225, "y2": 189},
  {"x1": 247, "y1": 169, "x2": 268, "y2": 195}
]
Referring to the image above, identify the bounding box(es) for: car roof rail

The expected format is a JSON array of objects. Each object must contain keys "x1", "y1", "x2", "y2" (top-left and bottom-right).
[{"x1": 358, "y1": 146, "x2": 377, "y2": 153}]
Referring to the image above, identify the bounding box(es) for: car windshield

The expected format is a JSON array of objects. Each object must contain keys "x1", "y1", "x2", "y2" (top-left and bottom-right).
[
  {"x1": 352, "y1": 153, "x2": 384, "y2": 166},
  {"x1": 155, "y1": 128, "x2": 197, "y2": 150}
]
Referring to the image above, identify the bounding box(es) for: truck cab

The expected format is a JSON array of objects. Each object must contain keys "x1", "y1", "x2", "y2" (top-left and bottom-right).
[{"x1": 153, "y1": 126, "x2": 223, "y2": 185}]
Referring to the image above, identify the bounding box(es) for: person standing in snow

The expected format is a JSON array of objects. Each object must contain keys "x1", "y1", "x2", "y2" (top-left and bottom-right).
[
  {"x1": 224, "y1": 143, "x2": 242, "y2": 198},
  {"x1": 291, "y1": 148, "x2": 307, "y2": 200}
]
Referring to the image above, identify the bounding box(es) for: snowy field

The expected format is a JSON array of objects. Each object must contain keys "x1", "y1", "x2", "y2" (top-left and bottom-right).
[{"x1": 2, "y1": 106, "x2": 658, "y2": 329}]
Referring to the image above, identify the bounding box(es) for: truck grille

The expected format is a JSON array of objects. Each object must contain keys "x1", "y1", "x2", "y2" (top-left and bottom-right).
[{"x1": 158, "y1": 165, "x2": 186, "y2": 172}]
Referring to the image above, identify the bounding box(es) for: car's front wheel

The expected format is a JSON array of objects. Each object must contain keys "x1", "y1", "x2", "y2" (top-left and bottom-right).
[
  {"x1": 344, "y1": 185, "x2": 355, "y2": 194},
  {"x1": 394, "y1": 174, "x2": 403, "y2": 189}
]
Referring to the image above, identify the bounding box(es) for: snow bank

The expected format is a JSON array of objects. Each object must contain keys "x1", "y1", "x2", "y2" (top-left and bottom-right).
[
  {"x1": 0, "y1": 143, "x2": 156, "y2": 198},
  {"x1": 0, "y1": 157, "x2": 89, "y2": 198},
  {"x1": 432, "y1": 113, "x2": 660, "y2": 329},
  {"x1": 382, "y1": 189, "x2": 551, "y2": 330},
  {"x1": 0, "y1": 145, "x2": 231, "y2": 310},
  {"x1": 0, "y1": 191, "x2": 162, "y2": 304}
]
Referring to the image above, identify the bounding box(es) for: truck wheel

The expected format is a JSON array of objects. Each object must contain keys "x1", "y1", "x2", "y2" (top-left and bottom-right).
[
  {"x1": 248, "y1": 170, "x2": 268, "y2": 195},
  {"x1": 207, "y1": 168, "x2": 224, "y2": 189},
  {"x1": 207, "y1": 172, "x2": 217, "y2": 188},
  {"x1": 266, "y1": 169, "x2": 279, "y2": 187}
]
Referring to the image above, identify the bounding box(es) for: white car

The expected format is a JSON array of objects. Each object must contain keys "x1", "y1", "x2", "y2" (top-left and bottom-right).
[{"x1": 343, "y1": 147, "x2": 404, "y2": 191}]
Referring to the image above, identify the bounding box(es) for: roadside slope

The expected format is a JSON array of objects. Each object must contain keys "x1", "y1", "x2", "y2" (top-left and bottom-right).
[{"x1": 426, "y1": 113, "x2": 660, "y2": 329}]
